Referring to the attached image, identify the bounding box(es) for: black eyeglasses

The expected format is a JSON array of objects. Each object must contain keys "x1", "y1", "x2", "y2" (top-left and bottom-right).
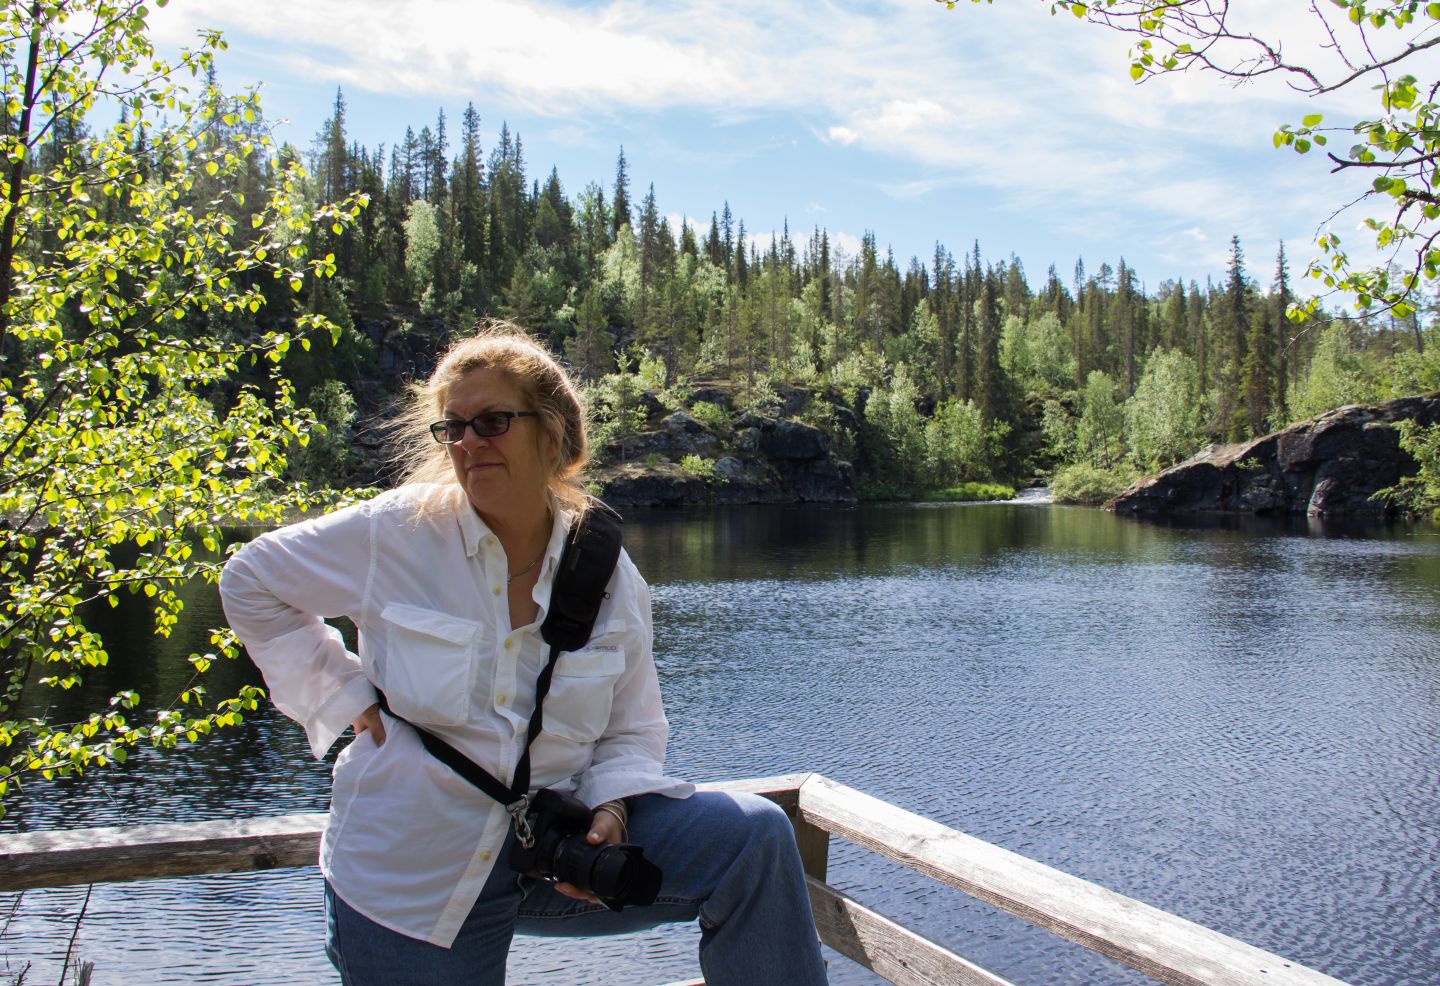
[{"x1": 429, "y1": 411, "x2": 538, "y2": 444}]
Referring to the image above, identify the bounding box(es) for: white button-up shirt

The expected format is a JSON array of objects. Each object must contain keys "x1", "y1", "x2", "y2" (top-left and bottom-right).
[{"x1": 218, "y1": 483, "x2": 692, "y2": 946}]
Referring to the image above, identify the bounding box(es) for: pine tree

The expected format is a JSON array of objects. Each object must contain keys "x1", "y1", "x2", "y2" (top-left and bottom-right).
[
  {"x1": 575, "y1": 181, "x2": 610, "y2": 273},
  {"x1": 780, "y1": 218, "x2": 796, "y2": 275},
  {"x1": 818, "y1": 230, "x2": 832, "y2": 321},
  {"x1": 636, "y1": 183, "x2": 660, "y2": 333},
  {"x1": 1272, "y1": 242, "x2": 1293, "y2": 416},
  {"x1": 679, "y1": 219, "x2": 698, "y2": 258},
  {"x1": 734, "y1": 219, "x2": 749, "y2": 288},
  {"x1": 454, "y1": 103, "x2": 487, "y2": 296},
  {"x1": 1221, "y1": 235, "x2": 1250, "y2": 439},
  {"x1": 429, "y1": 108, "x2": 448, "y2": 204},
  {"x1": 976, "y1": 266, "x2": 1005, "y2": 424},
  {"x1": 1003, "y1": 255, "x2": 1029, "y2": 318},
  {"x1": 319, "y1": 87, "x2": 347, "y2": 204},
  {"x1": 1187, "y1": 280, "x2": 1206, "y2": 390},
  {"x1": 485, "y1": 123, "x2": 529, "y2": 299},
  {"x1": 612, "y1": 147, "x2": 632, "y2": 235},
  {"x1": 932, "y1": 243, "x2": 956, "y2": 398},
  {"x1": 720, "y1": 202, "x2": 735, "y2": 271},
  {"x1": 705, "y1": 212, "x2": 724, "y2": 267},
  {"x1": 533, "y1": 167, "x2": 573, "y2": 251},
  {"x1": 1162, "y1": 278, "x2": 1187, "y2": 351},
  {"x1": 1241, "y1": 302, "x2": 1277, "y2": 435},
  {"x1": 1115, "y1": 258, "x2": 1138, "y2": 395},
  {"x1": 1225, "y1": 235, "x2": 1249, "y2": 368},
  {"x1": 398, "y1": 126, "x2": 419, "y2": 204},
  {"x1": 1042, "y1": 263, "x2": 1070, "y2": 321}
]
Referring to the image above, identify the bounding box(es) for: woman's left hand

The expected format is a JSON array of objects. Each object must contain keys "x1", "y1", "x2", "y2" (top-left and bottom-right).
[{"x1": 552, "y1": 809, "x2": 626, "y2": 903}]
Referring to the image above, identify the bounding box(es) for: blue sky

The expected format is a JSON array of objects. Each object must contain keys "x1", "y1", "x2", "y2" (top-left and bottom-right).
[{"x1": 151, "y1": 0, "x2": 1375, "y2": 298}]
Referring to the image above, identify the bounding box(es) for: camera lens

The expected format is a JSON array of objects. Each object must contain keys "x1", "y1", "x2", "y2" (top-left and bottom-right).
[
  {"x1": 551, "y1": 836, "x2": 615, "y2": 894},
  {"x1": 550, "y1": 837, "x2": 661, "y2": 906},
  {"x1": 587, "y1": 844, "x2": 638, "y2": 898}
]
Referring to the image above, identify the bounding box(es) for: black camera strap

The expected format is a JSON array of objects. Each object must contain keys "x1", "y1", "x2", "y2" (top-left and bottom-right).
[{"x1": 374, "y1": 500, "x2": 623, "y2": 847}]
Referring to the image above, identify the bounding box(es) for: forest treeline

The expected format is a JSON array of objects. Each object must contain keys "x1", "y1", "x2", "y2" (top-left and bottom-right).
[
  {"x1": 76, "y1": 86, "x2": 1440, "y2": 499},
  {"x1": 281, "y1": 89, "x2": 1440, "y2": 499}
]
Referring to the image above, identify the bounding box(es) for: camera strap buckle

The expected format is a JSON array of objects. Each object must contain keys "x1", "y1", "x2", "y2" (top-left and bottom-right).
[{"x1": 507, "y1": 795, "x2": 535, "y2": 849}]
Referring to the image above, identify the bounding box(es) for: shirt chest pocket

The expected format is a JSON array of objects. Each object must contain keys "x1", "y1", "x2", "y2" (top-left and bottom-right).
[
  {"x1": 379, "y1": 603, "x2": 483, "y2": 727},
  {"x1": 542, "y1": 620, "x2": 627, "y2": 744}
]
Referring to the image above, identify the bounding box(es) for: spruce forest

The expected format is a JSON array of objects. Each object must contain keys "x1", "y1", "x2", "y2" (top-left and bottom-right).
[
  {"x1": 38, "y1": 85, "x2": 1440, "y2": 503},
  {"x1": 276, "y1": 89, "x2": 1440, "y2": 501}
]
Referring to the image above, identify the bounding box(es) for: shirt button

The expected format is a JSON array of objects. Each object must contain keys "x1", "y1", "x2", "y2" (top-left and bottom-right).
[
  {"x1": 485, "y1": 536, "x2": 497, "y2": 547},
  {"x1": 497, "y1": 694, "x2": 507, "y2": 706},
  {"x1": 481, "y1": 851, "x2": 492, "y2": 862},
  {"x1": 503, "y1": 639, "x2": 513, "y2": 650},
  {"x1": 492, "y1": 586, "x2": 502, "y2": 596}
]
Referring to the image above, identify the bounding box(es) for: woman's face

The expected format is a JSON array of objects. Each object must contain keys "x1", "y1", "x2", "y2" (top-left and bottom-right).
[{"x1": 442, "y1": 367, "x2": 552, "y2": 526}]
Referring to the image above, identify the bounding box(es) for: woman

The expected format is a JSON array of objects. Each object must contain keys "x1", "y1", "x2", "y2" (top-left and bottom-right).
[{"x1": 219, "y1": 328, "x2": 828, "y2": 985}]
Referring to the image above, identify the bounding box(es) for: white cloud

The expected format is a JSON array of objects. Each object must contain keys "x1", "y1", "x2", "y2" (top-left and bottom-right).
[
  {"x1": 155, "y1": 0, "x2": 742, "y2": 110},
  {"x1": 829, "y1": 231, "x2": 864, "y2": 261},
  {"x1": 146, "y1": 0, "x2": 1382, "y2": 282}
]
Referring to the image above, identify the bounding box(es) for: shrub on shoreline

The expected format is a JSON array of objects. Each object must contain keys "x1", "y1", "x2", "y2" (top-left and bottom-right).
[
  {"x1": 1049, "y1": 464, "x2": 1139, "y2": 505},
  {"x1": 923, "y1": 482, "x2": 1016, "y2": 502}
]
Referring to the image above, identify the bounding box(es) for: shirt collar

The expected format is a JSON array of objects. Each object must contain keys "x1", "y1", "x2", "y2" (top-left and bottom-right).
[{"x1": 452, "y1": 487, "x2": 573, "y2": 567}]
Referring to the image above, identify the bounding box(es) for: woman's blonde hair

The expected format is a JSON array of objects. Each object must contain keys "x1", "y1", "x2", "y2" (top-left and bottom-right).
[{"x1": 389, "y1": 323, "x2": 590, "y2": 515}]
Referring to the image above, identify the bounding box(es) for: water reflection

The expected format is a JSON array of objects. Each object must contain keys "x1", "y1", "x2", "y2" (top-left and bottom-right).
[{"x1": 4, "y1": 504, "x2": 1438, "y2": 986}]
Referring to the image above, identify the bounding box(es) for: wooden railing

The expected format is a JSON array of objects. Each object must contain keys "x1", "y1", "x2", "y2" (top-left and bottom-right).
[{"x1": 0, "y1": 773, "x2": 1352, "y2": 986}]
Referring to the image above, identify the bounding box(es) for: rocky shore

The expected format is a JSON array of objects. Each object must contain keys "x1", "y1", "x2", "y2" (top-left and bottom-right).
[
  {"x1": 588, "y1": 386, "x2": 857, "y2": 508},
  {"x1": 1107, "y1": 395, "x2": 1440, "y2": 518}
]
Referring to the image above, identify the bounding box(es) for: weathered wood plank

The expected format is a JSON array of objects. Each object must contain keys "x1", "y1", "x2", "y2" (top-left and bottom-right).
[
  {"x1": 808, "y1": 876, "x2": 1014, "y2": 986},
  {"x1": 0, "y1": 776, "x2": 807, "y2": 893},
  {"x1": 797, "y1": 775, "x2": 1352, "y2": 986},
  {"x1": 695, "y1": 772, "x2": 805, "y2": 812},
  {"x1": 0, "y1": 813, "x2": 328, "y2": 892}
]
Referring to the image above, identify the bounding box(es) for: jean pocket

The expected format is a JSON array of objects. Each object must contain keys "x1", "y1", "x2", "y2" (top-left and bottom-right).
[
  {"x1": 542, "y1": 621, "x2": 627, "y2": 743},
  {"x1": 379, "y1": 603, "x2": 482, "y2": 726}
]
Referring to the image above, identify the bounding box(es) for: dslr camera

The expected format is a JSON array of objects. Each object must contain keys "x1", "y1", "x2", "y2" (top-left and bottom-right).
[{"x1": 508, "y1": 789, "x2": 662, "y2": 911}]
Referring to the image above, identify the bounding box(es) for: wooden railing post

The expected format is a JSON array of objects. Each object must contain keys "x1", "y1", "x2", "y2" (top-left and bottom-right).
[{"x1": 794, "y1": 813, "x2": 830, "y2": 883}]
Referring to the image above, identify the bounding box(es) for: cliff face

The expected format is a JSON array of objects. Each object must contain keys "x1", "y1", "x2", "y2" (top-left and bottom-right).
[
  {"x1": 1107, "y1": 395, "x2": 1440, "y2": 518},
  {"x1": 593, "y1": 404, "x2": 857, "y2": 508}
]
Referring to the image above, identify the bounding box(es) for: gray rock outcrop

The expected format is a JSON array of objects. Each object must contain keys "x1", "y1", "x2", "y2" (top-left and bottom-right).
[
  {"x1": 1107, "y1": 395, "x2": 1440, "y2": 518},
  {"x1": 596, "y1": 412, "x2": 856, "y2": 509}
]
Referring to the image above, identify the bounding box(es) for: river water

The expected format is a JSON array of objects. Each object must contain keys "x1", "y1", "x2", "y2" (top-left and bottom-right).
[{"x1": 3, "y1": 502, "x2": 1437, "y2": 985}]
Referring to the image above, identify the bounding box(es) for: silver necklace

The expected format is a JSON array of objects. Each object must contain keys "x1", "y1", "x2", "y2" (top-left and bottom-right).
[{"x1": 506, "y1": 553, "x2": 544, "y2": 586}]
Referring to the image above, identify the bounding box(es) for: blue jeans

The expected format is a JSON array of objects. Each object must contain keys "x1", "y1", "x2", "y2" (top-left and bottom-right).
[{"x1": 324, "y1": 791, "x2": 829, "y2": 985}]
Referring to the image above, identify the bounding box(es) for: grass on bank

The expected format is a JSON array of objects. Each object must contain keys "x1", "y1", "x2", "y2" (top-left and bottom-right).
[
  {"x1": 859, "y1": 479, "x2": 1017, "y2": 502},
  {"x1": 922, "y1": 482, "x2": 1017, "y2": 502}
]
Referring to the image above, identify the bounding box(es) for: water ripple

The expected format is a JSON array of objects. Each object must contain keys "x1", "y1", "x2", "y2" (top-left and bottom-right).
[{"x1": 4, "y1": 505, "x2": 1436, "y2": 985}]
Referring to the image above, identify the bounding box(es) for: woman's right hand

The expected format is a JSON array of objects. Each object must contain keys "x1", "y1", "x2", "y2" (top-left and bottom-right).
[{"x1": 352, "y1": 703, "x2": 387, "y2": 746}]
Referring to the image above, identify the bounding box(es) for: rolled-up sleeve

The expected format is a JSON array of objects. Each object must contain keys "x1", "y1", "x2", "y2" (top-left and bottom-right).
[
  {"x1": 574, "y1": 570, "x2": 693, "y2": 807},
  {"x1": 219, "y1": 501, "x2": 378, "y2": 759}
]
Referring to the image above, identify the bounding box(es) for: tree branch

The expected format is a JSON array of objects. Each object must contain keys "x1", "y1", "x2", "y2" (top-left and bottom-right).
[
  {"x1": 1327, "y1": 148, "x2": 1440, "y2": 171},
  {"x1": 0, "y1": 3, "x2": 44, "y2": 362}
]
